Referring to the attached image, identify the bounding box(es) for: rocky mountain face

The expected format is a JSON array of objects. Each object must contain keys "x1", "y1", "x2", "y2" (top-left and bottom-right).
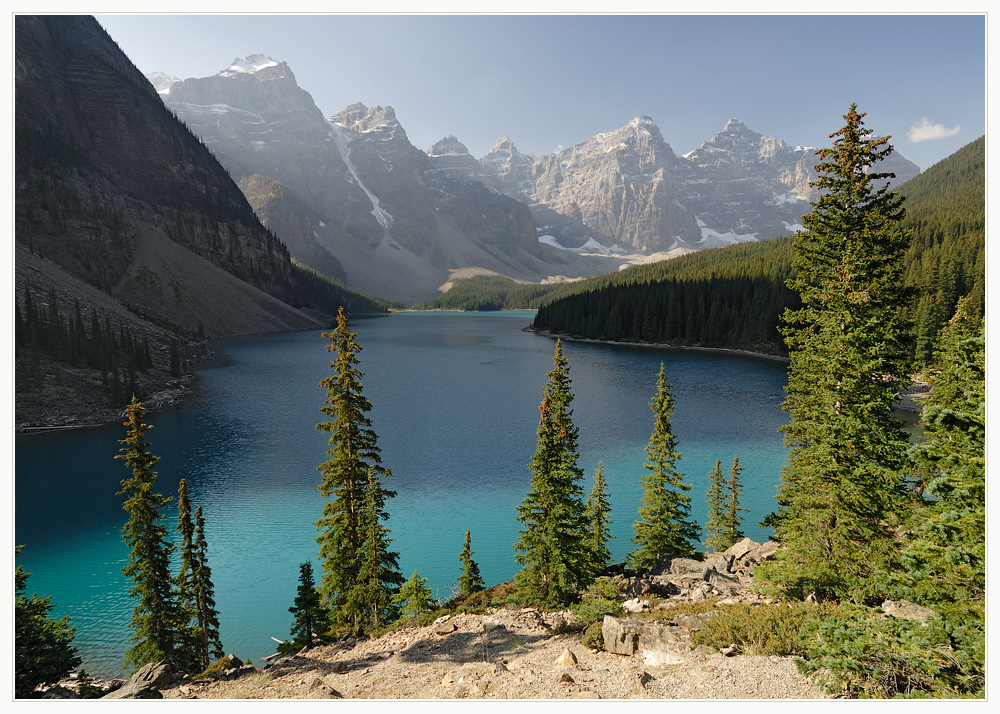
[
  {"x1": 157, "y1": 63, "x2": 549, "y2": 302},
  {"x1": 152, "y1": 53, "x2": 920, "y2": 301},
  {"x1": 15, "y1": 16, "x2": 318, "y2": 337},
  {"x1": 434, "y1": 117, "x2": 921, "y2": 253}
]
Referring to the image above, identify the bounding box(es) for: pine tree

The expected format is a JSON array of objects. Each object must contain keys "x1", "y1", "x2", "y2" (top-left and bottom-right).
[
  {"x1": 283, "y1": 561, "x2": 328, "y2": 653},
  {"x1": 629, "y1": 364, "x2": 700, "y2": 568},
  {"x1": 724, "y1": 456, "x2": 747, "y2": 546},
  {"x1": 759, "y1": 105, "x2": 913, "y2": 602},
  {"x1": 892, "y1": 296, "x2": 985, "y2": 604},
  {"x1": 353, "y1": 468, "x2": 404, "y2": 633},
  {"x1": 192, "y1": 507, "x2": 223, "y2": 667},
  {"x1": 584, "y1": 461, "x2": 614, "y2": 576},
  {"x1": 393, "y1": 571, "x2": 434, "y2": 618},
  {"x1": 173, "y1": 479, "x2": 201, "y2": 673},
  {"x1": 704, "y1": 460, "x2": 728, "y2": 553},
  {"x1": 513, "y1": 340, "x2": 592, "y2": 606},
  {"x1": 457, "y1": 529, "x2": 485, "y2": 599},
  {"x1": 314, "y1": 307, "x2": 400, "y2": 637},
  {"x1": 116, "y1": 397, "x2": 185, "y2": 671},
  {"x1": 14, "y1": 546, "x2": 81, "y2": 698}
]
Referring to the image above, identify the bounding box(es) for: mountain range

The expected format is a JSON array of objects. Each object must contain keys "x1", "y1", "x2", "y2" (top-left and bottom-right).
[{"x1": 152, "y1": 54, "x2": 921, "y2": 301}]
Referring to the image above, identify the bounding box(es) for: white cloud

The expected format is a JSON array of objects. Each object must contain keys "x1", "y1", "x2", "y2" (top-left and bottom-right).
[{"x1": 908, "y1": 117, "x2": 960, "y2": 143}]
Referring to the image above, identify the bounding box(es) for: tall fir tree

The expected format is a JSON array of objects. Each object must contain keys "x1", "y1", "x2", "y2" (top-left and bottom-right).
[
  {"x1": 173, "y1": 479, "x2": 201, "y2": 673},
  {"x1": 283, "y1": 561, "x2": 328, "y2": 653},
  {"x1": 630, "y1": 364, "x2": 700, "y2": 567},
  {"x1": 759, "y1": 105, "x2": 913, "y2": 603},
  {"x1": 116, "y1": 397, "x2": 185, "y2": 671},
  {"x1": 353, "y1": 468, "x2": 404, "y2": 633},
  {"x1": 191, "y1": 506, "x2": 223, "y2": 667},
  {"x1": 513, "y1": 340, "x2": 592, "y2": 605},
  {"x1": 724, "y1": 456, "x2": 747, "y2": 546},
  {"x1": 314, "y1": 307, "x2": 400, "y2": 636},
  {"x1": 584, "y1": 461, "x2": 614, "y2": 576},
  {"x1": 457, "y1": 529, "x2": 485, "y2": 599},
  {"x1": 704, "y1": 460, "x2": 728, "y2": 553}
]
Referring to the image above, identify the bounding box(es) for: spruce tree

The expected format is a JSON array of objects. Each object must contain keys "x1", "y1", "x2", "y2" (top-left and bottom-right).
[
  {"x1": 704, "y1": 460, "x2": 728, "y2": 553},
  {"x1": 283, "y1": 561, "x2": 327, "y2": 653},
  {"x1": 724, "y1": 456, "x2": 747, "y2": 547},
  {"x1": 629, "y1": 364, "x2": 700, "y2": 568},
  {"x1": 174, "y1": 479, "x2": 201, "y2": 673},
  {"x1": 584, "y1": 461, "x2": 613, "y2": 576},
  {"x1": 14, "y1": 547, "x2": 81, "y2": 698},
  {"x1": 513, "y1": 340, "x2": 591, "y2": 605},
  {"x1": 457, "y1": 529, "x2": 485, "y2": 599},
  {"x1": 393, "y1": 571, "x2": 434, "y2": 617},
  {"x1": 892, "y1": 296, "x2": 984, "y2": 605},
  {"x1": 353, "y1": 468, "x2": 403, "y2": 633},
  {"x1": 759, "y1": 105, "x2": 913, "y2": 602},
  {"x1": 314, "y1": 306, "x2": 400, "y2": 637},
  {"x1": 192, "y1": 507, "x2": 223, "y2": 667},
  {"x1": 116, "y1": 397, "x2": 185, "y2": 671}
]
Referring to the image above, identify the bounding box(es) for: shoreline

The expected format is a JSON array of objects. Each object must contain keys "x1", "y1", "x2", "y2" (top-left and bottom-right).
[
  {"x1": 524, "y1": 326, "x2": 790, "y2": 363},
  {"x1": 526, "y1": 326, "x2": 929, "y2": 412}
]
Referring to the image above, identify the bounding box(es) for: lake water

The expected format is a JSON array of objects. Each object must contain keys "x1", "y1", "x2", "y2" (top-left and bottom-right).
[{"x1": 14, "y1": 311, "x2": 791, "y2": 676}]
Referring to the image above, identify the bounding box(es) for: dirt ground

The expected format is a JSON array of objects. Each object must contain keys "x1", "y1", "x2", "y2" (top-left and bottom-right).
[{"x1": 160, "y1": 608, "x2": 829, "y2": 700}]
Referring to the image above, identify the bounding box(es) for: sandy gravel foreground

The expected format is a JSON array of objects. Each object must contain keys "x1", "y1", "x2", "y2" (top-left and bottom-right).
[{"x1": 161, "y1": 610, "x2": 829, "y2": 700}]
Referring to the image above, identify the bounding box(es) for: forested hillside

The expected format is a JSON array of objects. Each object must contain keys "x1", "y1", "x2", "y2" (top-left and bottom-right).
[{"x1": 525, "y1": 136, "x2": 985, "y2": 361}]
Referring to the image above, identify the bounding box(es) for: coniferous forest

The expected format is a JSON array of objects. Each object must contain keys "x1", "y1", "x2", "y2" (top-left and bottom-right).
[{"x1": 517, "y1": 137, "x2": 984, "y2": 365}]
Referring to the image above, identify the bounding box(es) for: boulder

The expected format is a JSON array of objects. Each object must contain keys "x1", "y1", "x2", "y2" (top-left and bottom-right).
[
  {"x1": 102, "y1": 661, "x2": 184, "y2": 699},
  {"x1": 881, "y1": 599, "x2": 937, "y2": 625},
  {"x1": 724, "y1": 538, "x2": 759, "y2": 562},
  {"x1": 602, "y1": 616, "x2": 691, "y2": 666},
  {"x1": 435, "y1": 622, "x2": 457, "y2": 635},
  {"x1": 603, "y1": 615, "x2": 640, "y2": 655}
]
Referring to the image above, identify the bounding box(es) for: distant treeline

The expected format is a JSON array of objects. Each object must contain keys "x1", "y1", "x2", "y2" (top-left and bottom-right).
[
  {"x1": 525, "y1": 136, "x2": 984, "y2": 364},
  {"x1": 533, "y1": 239, "x2": 798, "y2": 354}
]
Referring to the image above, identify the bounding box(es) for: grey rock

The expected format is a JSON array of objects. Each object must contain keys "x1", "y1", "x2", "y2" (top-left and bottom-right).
[
  {"x1": 102, "y1": 661, "x2": 184, "y2": 699},
  {"x1": 881, "y1": 599, "x2": 937, "y2": 625},
  {"x1": 602, "y1": 615, "x2": 691, "y2": 666}
]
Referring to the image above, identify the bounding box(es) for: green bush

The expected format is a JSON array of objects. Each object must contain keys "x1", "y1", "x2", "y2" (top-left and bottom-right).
[
  {"x1": 796, "y1": 603, "x2": 984, "y2": 698},
  {"x1": 692, "y1": 602, "x2": 840, "y2": 656},
  {"x1": 570, "y1": 597, "x2": 623, "y2": 625},
  {"x1": 582, "y1": 621, "x2": 605, "y2": 650}
]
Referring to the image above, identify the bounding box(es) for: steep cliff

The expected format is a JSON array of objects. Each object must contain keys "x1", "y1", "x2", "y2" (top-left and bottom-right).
[{"x1": 15, "y1": 16, "x2": 317, "y2": 336}]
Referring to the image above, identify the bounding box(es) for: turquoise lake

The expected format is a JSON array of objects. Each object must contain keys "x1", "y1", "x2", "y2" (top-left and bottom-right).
[{"x1": 15, "y1": 311, "x2": 791, "y2": 676}]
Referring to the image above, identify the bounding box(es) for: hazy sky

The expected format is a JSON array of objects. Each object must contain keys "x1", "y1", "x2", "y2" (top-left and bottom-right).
[{"x1": 93, "y1": 13, "x2": 985, "y2": 173}]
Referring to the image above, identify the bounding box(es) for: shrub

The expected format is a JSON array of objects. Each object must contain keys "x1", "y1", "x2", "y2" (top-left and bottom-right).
[
  {"x1": 582, "y1": 621, "x2": 605, "y2": 650},
  {"x1": 570, "y1": 597, "x2": 623, "y2": 625},
  {"x1": 692, "y1": 602, "x2": 840, "y2": 656},
  {"x1": 796, "y1": 603, "x2": 984, "y2": 698}
]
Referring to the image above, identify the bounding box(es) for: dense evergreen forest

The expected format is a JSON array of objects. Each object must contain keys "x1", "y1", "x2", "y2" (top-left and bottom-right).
[
  {"x1": 13, "y1": 259, "x2": 388, "y2": 413},
  {"x1": 423, "y1": 136, "x2": 984, "y2": 365}
]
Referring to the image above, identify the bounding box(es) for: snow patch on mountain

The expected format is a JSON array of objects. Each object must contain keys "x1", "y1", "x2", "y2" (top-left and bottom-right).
[
  {"x1": 328, "y1": 121, "x2": 393, "y2": 232},
  {"x1": 539, "y1": 235, "x2": 634, "y2": 257},
  {"x1": 696, "y1": 219, "x2": 761, "y2": 248},
  {"x1": 221, "y1": 54, "x2": 279, "y2": 76}
]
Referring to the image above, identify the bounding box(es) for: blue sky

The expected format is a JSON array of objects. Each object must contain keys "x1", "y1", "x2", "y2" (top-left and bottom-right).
[{"x1": 88, "y1": 12, "x2": 985, "y2": 172}]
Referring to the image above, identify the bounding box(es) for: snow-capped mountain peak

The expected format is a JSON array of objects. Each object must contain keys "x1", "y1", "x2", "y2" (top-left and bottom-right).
[{"x1": 220, "y1": 54, "x2": 280, "y2": 77}]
